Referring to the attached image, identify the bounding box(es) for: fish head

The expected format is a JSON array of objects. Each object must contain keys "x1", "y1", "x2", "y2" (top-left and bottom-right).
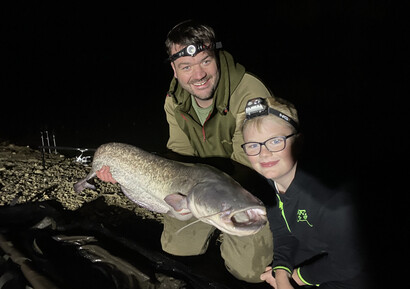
[{"x1": 187, "y1": 180, "x2": 267, "y2": 236}]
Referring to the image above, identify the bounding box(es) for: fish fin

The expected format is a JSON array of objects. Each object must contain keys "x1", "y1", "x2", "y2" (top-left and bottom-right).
[
  {"x1": 164, "y1": 193, "x2": 188, "y2": 211},
  {"x1": 164, "y1": 193, "x2": 192, "y2": 220}
]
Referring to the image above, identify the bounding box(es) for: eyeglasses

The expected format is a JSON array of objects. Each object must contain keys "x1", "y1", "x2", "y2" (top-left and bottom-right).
[{"x1": 241, "y1": 133, "x2": 296, "y2": 156}]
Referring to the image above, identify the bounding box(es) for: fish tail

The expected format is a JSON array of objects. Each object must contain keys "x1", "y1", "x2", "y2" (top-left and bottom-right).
[{"x1": 73, "y1": 172, "x2": 96, "y2": 193}]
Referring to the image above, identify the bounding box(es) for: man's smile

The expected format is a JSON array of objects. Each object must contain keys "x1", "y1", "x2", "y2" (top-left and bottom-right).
[{"x1": 191, "y1": 77, "x2": 210, "y2": 88}]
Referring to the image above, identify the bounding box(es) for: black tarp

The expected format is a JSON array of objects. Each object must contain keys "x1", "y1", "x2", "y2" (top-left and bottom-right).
[{"x1": 0, "y1": 198, "x2": 270, "y2": 289}]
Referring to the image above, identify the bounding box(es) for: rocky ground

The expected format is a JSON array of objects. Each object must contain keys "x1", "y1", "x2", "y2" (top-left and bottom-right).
[
  {"x1": 0, "y1": 142, "x2": 162, "y2": 221},
  {"x1": 0, "y1": 143, "x2": 199, "y2": 289}
]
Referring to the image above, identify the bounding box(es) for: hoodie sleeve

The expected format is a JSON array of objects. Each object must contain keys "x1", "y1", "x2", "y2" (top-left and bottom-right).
[{"x1": 267, "y1": 204, "x2": 299, "y2": 275}]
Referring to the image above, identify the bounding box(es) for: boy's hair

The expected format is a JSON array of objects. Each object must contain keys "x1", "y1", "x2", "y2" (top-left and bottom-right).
[{"x1": 165, "y1": 20, "x2": 217, "y2": 56}]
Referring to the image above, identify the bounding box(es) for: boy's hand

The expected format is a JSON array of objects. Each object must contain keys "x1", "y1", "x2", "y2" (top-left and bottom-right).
[{"x1": 260, "y1": 267, "x2": 277, "y2": 288}]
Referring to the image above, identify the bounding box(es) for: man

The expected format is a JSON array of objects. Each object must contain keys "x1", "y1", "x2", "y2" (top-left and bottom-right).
[
  {"x1": 164, "y1": 20, "x2": 273, "y2": 167},
  {"x1": 98, "y1": 20, "x2": 274, "y2": 283}
]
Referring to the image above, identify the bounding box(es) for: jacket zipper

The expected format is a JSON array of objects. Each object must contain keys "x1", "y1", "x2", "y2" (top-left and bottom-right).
[
  {"x1": 276, "y1": 194, "x2": 291, "y2": 232},
  {"x1": 201, "y1": 113, "x2": 212, "y2": 141}
]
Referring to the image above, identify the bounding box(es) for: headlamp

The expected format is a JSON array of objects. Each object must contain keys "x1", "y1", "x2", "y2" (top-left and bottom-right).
[
  {"x1": 245, "y1": 98, "x2": 299, "y2": 131},
  {"x1": 168, "y1": 42, "x2": 222, "y2": 62}
]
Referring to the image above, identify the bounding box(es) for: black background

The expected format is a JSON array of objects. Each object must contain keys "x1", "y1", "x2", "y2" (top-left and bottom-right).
[
  {"x1": 2, "y1": 2, "x2": 405, "y2": 153},
  {"x1": 1, "y1": 1, "x2": 408, "y2": 285},
  {"x1": 2, "y1": 1, "x2": 406, "y2": 189}
]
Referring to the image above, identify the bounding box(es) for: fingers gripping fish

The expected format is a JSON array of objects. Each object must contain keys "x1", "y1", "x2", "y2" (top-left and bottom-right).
[{"x1": 74, "y1": 143, "x2": 267, "y2": 236}]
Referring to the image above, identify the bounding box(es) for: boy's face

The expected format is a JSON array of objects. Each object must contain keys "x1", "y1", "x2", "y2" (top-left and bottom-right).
[
  {"x1": 170, "y1": 44, "x2": 220, "y2": 102},
  {"x1": 243, "y1": 118, "x2": 297, "y2": 182}
]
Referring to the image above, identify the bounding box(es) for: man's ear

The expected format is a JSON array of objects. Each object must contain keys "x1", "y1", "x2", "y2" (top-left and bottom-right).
[{"x1": 171, "y1": 62, "x2": 178, "y2": 79}]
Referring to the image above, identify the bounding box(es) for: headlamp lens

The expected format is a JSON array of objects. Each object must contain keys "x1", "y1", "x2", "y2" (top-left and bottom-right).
[
  {"x1": 245, "y1": 98, "x2": 268, "y2": 119},
  {"x1": 186, "y1": 45, "x2": 196, "y2": 55}
]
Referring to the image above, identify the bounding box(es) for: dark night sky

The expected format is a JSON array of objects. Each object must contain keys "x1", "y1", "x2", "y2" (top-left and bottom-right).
[
  {"x1": 0, "y1": 1, "x2": 409, "y2": 174},
  {"x1": 1, "y1": 2, "x2": 408, "y2": 282},
  {"x1": 1, "y1": 2, "x2": 406, "y2": 171},
  {"x1": 1, "y1": 4, "x2": 400, "y2": 131}
]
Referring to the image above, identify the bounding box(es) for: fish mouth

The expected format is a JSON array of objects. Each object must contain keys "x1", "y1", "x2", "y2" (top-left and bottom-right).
[{"x1": 227, "y1": 207, "x2": 267, "y2": 230}]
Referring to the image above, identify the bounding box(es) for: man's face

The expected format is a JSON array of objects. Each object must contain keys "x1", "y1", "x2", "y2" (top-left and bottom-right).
[{"x1": 170, "y1": 44, "x2": 220, "y2": 102}]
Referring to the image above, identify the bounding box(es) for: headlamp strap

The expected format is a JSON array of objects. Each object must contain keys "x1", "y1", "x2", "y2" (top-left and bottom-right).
[
  {"x1": 245, "y1": 98, "x2": 299, "y2": 131},
  {"x1": 168, "y1": 42, "x2": 222, "y2": 62},
  {"x1": 267, "y1": 107, "x2": 299, "y2": 131}
]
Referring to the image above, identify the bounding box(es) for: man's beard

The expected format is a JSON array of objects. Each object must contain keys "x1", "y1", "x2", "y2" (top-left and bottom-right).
[
  {"x1": 192, "y1": 86, "x2": 216, "y2": 102},
  {"x1": 190, "y1": 72, "x2": 219, "y2": 102}
]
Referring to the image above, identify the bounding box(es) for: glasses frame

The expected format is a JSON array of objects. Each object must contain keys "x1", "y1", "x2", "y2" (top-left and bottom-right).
[{"x1": 241, "y1": 133, "x2": 296, "y2": 156}]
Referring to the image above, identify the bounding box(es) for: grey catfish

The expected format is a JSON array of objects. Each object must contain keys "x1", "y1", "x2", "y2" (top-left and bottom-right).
[{"x1": 74, "y1": 143, "x2": 267, "y2": 236}]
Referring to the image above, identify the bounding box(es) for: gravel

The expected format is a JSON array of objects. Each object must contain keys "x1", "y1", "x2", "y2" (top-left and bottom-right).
[{"x1": 0, "y1": 142, "x2": 162, "y2": 221}]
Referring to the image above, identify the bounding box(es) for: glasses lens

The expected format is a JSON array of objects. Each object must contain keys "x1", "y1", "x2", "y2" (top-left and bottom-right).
[
  {"x1": 242, "y1": 136, "x2": 289, "y2": 156},
  {"x1": 243, "y1": 143, "x2": 261, "y2": 156},
  {"x1": 265, "y1": 137, "x2": 286, "y2": 152}
]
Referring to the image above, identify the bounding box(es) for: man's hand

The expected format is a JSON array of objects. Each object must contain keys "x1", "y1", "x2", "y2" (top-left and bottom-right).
[{"x1": 96, "y1": 165, "x2": 117, "y2": 184}]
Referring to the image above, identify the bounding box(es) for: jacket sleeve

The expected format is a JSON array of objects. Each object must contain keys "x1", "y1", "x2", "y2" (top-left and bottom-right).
[
  {"x1": 164, "y1": 96, "x2": 196, "y2": 156},
  {"x1": 267, "y1": 204, "x2": 298, "y2": 275},
  {"x1": 230, "y1": 74, "x2": 273, "y2": 167},
  {"x1": 297, "y1": 193, "x2": 364, "y2": 285}
]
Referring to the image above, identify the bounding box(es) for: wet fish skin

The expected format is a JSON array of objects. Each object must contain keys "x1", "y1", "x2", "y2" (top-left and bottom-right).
[{"x1": 74, "y1": 143, "x2": 267, "y2": 236}]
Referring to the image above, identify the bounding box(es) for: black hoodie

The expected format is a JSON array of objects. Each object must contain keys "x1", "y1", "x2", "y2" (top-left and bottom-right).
[{"x1": 267, "y1": 167, "x2": 364, "y2": 286}]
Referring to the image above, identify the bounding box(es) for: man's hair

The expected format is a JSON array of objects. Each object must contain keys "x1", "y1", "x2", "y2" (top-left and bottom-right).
[{"x1": 165, "y1": 20, "x2": 216, "y2": 56}]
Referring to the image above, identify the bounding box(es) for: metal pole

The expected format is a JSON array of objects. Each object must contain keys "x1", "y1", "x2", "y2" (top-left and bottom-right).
[
  {"x1": 45, "y1": 131, "x2": 51, "y2": 153},
  {"x1": 52, "y1": 132, "x2": 57, "y2": 154}
]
